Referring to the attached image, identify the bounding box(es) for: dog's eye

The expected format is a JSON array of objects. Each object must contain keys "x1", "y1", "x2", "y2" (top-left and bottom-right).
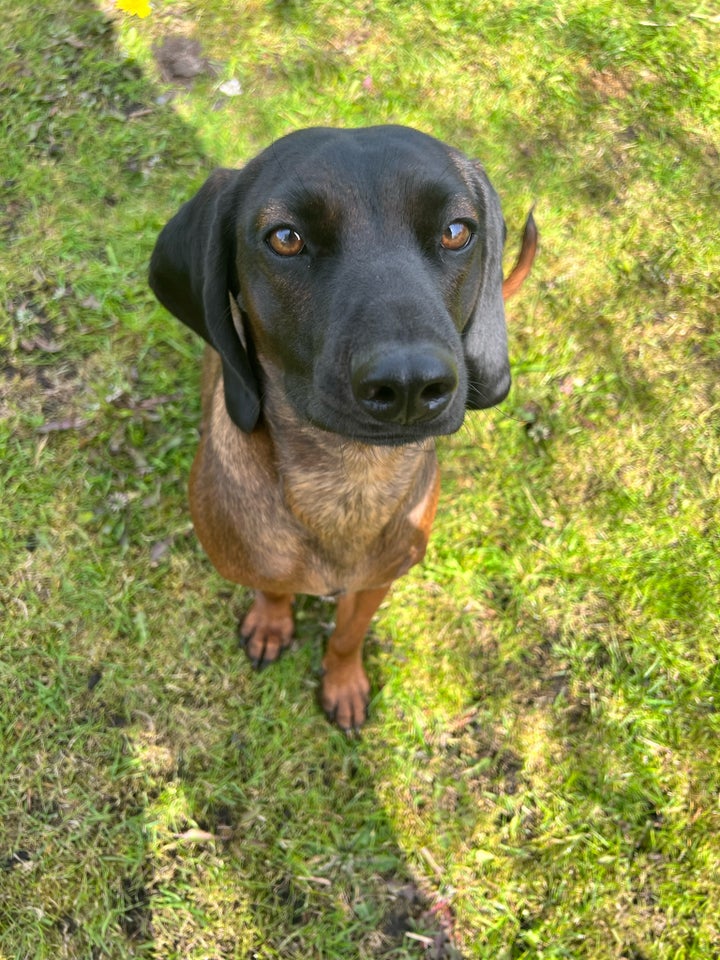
[
  {"x1": 441, "y1": 221, "x2": 473, "y2": 251},
  {"x1": 267, "y1": 227, "x2": 305, "y2": 257}
]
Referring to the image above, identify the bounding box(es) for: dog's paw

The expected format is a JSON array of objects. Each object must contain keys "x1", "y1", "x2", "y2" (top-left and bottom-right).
[
  {"x1": 239, "y1": 598, "x2": 294, "y2": 668},
  {"x1": 320, "y1": 659, "x2": 370, "y2": 733}
]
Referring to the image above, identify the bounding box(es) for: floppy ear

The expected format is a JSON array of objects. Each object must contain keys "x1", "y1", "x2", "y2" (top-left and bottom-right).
[
  {"x1": 461, "y1": 162, "x2": 511, "y2": 410},
  {"x1": 149, "y1": 169, "x2": 261, "y2": 433}
]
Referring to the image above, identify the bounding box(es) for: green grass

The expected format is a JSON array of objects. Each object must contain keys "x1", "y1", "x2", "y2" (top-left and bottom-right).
[{"x1": 1, "y1": 0, "x2": 718, "y2": 957}]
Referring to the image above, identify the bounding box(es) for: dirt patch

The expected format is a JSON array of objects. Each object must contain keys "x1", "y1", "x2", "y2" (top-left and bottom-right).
[
  {"x1": 153, "y1": 35, "x2": 214, "y2": 85},
  {"x1": 587, "y1": 67, "x2": 634, "y2": 99}
]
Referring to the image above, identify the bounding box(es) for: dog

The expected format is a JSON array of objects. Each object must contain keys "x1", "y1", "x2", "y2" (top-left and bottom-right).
[{"x1": 149, "y1": 125, "x2": 536, "y2": 732}]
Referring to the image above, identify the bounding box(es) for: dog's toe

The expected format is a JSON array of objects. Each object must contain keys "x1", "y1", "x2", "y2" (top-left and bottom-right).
[
  {"x1": 320, "y1": 662, "x2": 370, "y2": 732},
  {"x1": 239, "y1": 597, "x2": 294, "y2": 667}
]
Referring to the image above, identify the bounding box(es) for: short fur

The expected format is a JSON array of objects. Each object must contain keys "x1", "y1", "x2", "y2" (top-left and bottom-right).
[{"x1": 150, "y1": 125, "x2": 536, "y2": 731}]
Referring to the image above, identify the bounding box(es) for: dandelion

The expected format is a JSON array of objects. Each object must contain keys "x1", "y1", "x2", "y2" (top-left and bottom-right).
[{"x1": 117, "y1": 0, "x2": 152, "y2": 17}]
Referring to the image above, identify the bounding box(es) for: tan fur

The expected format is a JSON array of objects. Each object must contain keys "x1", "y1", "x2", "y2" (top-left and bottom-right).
[{"x1": 503, "y1": 210, "x2": 538, "y2": 301}]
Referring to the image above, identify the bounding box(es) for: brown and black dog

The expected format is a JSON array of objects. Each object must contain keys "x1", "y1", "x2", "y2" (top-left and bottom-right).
[{"x1": 149, "y1": 125, "x2": 536, "y2": 732}]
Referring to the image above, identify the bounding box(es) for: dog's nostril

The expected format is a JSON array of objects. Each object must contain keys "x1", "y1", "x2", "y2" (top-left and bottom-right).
[
  {"x1": 368, "y1": 385, "x2": 397, "y2": 407},
  {"x1": 420, "y1": 381, "x2": 449, "y2": 405}
]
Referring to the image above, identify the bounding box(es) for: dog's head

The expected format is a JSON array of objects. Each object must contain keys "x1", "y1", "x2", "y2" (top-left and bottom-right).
[{"x1": 150, "y1": 125, "x2": 512, "y2": 443}]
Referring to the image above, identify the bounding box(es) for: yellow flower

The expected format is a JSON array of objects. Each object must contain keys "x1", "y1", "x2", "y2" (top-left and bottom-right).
[{"x1": 116, "y1": 0, "x2": 152, "y2": 17}]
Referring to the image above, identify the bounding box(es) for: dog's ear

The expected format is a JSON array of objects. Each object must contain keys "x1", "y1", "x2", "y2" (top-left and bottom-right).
[
  {"x1": 460, "y1": 162, "x2": 511, "y2": 410},
  {"x1": 149, "y1": 169, "x2": 260, "y2": 433}
]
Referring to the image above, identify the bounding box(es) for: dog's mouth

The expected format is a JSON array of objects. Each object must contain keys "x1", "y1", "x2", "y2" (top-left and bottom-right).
[{"x1": 303, "y1": 394, "x2": 467, "y2": 447}]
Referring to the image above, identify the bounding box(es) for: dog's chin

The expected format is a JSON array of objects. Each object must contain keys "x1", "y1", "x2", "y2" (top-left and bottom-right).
[{"x1": 302, "y1": 397, "x2": 467, "y2": 448}]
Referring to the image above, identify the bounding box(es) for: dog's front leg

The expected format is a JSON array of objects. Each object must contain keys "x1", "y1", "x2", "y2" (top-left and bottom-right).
[
  {"x1": 321, "y1": 585, "x2": 390, "y2": 732},
  {"x1": 240, "y1": 591, "x2": 295, "y2": 668}
]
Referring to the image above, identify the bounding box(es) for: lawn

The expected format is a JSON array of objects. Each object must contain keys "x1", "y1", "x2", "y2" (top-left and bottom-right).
[{"x1": 1, "y1": 0, "x2": 718, "y2": 957}]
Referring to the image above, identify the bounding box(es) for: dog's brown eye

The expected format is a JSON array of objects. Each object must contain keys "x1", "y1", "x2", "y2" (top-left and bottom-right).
[
  {"x1": 441, "y1": 221, "x2": 473, "y2": 251},
  {"x1": 267, "y1": 227, "x2": 305, "y2": 257}
]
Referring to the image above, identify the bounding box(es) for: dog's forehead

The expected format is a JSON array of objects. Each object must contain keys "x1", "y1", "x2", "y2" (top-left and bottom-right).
[
  {"x1": 248, "y1": 126, "x2": 473, "y2": 212},
  {"x1": 273, "y1": 125, "x2": 455, "y2": 166}
]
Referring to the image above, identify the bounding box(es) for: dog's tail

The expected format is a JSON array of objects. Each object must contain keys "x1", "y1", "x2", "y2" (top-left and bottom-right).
[{"x1": 503, "y1": 207, "x2": 538, "y2": 301}]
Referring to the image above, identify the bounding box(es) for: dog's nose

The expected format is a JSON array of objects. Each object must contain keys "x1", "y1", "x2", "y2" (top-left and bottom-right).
[{"x1": 351, "y1": 343, "x2": 458, "y2": 424}]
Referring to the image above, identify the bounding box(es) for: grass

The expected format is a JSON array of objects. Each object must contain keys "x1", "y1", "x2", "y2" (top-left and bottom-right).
[{"x1": 1, "y1": 0, "x2": 718, "y2": 956}]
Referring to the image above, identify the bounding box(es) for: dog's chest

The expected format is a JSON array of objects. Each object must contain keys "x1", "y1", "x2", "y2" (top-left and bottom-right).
[
  {"x1": 276, "y1": 438, "x2": 434, "y2": 578},
  {"x1": 280, "y1": 449, "x2": 414, "y2": 546}
]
